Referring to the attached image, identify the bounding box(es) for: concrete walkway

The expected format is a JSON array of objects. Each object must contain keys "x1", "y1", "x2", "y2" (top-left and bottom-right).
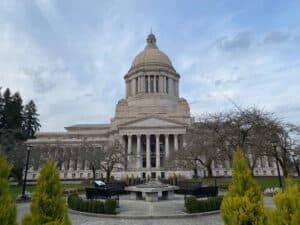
[{"x1": 17, "y1": 195, "x2": 274, "y2": 225}]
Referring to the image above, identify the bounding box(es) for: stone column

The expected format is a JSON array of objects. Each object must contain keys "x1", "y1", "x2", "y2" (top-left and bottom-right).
[
  {"x1": 146, "y1": 134, "x2": 151, "y2": 168},
  {"x1": 165, "y1": 134, "x2": 169, "y2": 158},
  {"x1": 174, "y1": 134, "x2": 178, "y2": 151},
  {"x1": 141, "y1": 76, "x2": 145, "y2": 93},
  {"x1": 159, "y1": 75, "x2": 163, "y2": 93},
  {"x1": 156, "y1": 134, "x2": 160, "y2": 169},
  {"x1": 147, "y1": 76, "x2": 150, "y2": 93},
  {"x1": 127, "y1": 135, "x2": 132, "y2": 165},
  {"x1": 136, "y1": 135, "x2": 141, "y2": 169}
]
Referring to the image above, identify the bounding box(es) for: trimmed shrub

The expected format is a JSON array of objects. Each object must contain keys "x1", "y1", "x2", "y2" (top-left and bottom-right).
[
  {"x1": 104, "y1": 199, "x2": 117, "y2": 214},
  {"x1": 185, "y1": 196, "x2": 223, "y2": 213},
  {"x1": 21, "y1": 160, "x2": 71, "y2": 225},
  {"x1": 67, "y1": 194, "x2": 115, "y2": 214},
  {"x1": 185, "y1": 196, "x2": 198, "y2": 213},
  {"x1": 221, "y1": 147, "x2": 267, "y2": 225},
  {"x1": 0, "y1": 153, "x2": 17, "y2": 225}
]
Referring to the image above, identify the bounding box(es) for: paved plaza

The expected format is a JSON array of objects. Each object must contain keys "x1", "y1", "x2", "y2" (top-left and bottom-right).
[{"x1": 16, "y1": 195, "x2": 274, "y2": 225}]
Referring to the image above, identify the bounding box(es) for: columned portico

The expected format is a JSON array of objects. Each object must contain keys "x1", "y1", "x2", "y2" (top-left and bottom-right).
[
  {"x1": 146, "y1": 134, "x2": 151, "y2": 168},
  {"x1": 156, "y1": 134, "x2": 160, "y2": 168}
]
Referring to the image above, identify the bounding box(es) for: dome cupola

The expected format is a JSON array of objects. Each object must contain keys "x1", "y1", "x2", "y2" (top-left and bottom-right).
[{"x1": 124, "y1": 33, "x2": 180, "y2": 104}]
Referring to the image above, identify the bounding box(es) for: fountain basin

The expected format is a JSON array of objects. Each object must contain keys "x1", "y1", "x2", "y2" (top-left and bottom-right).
[{"x1": 125, "y1": 181, "x2": 179, "y2": 202}]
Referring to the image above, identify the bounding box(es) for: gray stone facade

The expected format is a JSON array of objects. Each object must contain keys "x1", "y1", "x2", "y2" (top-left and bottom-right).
[{"x1": 27, "y1": 33, "x2": 281, "y2": 180}]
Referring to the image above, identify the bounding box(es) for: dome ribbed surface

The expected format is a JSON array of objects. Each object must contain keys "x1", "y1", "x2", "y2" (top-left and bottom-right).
[{"x1": 131, "y1": 33, "x2": 173, "y2": 68}]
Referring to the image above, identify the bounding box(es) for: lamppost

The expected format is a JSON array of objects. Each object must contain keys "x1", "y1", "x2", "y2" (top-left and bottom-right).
[
  {"x1": 21, "y1": 144, "x2": 31, "y2": 200},
  {"x1": 271, "y1": 134, "x2": 282, "y2": 188}
]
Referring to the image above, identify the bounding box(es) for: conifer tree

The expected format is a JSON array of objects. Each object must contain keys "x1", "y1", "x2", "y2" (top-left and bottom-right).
[
  {"x1": 221, "y1": 146, "x2": 267, "y2": 225},
  {"x1": 0, "y1": 152, "x2": 17, "y2": 225},
  {"x1": 23, "y1": 100, "x2": 41, "y2": 139},
  {"x1": 268, "y1": 180, "x2": 300, "y2": 225},
  {"x1": 22, "y1": 160, "x2": 71, "y2": 225}
]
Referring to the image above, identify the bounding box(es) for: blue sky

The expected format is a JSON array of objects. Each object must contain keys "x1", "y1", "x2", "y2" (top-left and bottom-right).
[{"x1": 0, "y1": 0, "x2": 299, "y2": 131}]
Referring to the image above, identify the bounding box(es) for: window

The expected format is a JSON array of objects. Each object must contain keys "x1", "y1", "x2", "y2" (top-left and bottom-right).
[
  {"x1": 151, "y1": 172, "x2": 156, "y2": 179},
  {"x1": 64, "y1": 173, "x2": 67, "y2": 178},
  {"x1": 32, "y1": 174, "x2": 36, "y2": 179},
  {"x1": 145, "y1": 76, "x2": 148, "y2": 93},
  {"x1": 150, "y1": 76, "x2": 154, "y2": 93},
  {"x1": 88, "y1": 173, "x2": 91, "y2": 178},
  {"x1": 142, "y1": 172, "x2": 146, "y2": 179},
  {"x1": 135, "y1": 77, "x2": 138, "y2": 94},
  {"x1": 72, "y1": 173, "x2": 76, "y2": 178},
  {"x1": 161, "y1": 172, "x2": 165, "y2": 179},
  {"x1": 80, "y1": 173, "x2": 83, "y2": 178},
  {"x1": 166, "y1": 77, "x2": 169, "y2": 93},
  {"x1": 156, "y1": 76, "x2": 159, "y2": 92}
]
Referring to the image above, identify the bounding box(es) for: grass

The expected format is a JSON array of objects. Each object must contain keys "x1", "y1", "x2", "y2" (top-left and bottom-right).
[
  {"x1": 9, "y1": 183, "x2": 85, "y2": 200},
  {"x1": 202, "y1": 177, "x2": 300, "y2": 190}
]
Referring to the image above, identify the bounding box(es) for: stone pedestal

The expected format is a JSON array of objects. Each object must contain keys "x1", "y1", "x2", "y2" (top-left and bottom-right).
[{"x1": 145, "y1": 192, "x2": 159, "y2": 202}]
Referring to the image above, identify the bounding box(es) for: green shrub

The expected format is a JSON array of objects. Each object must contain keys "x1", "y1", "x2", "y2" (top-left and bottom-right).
[
  {"x1": 104, "y1": 199, "x2": 117, "y2": 214},
  {"x1": 22, "y1": 160, "x2": 71, "y2": 225},
  {"x1": 185, "y1": 196, "x2": 223, "y2": 213},
  {"x1": 94, "y1": 201, "x2": 104, "y2": 213},
  {"x1": 0, "y1": 153, "x2": 17, "y2": 225},
  {"x1": 221, "y1": 147, "x2": 267, "y2": 225},
  {"x1": 67, "y1": 194, "x2": 112, "y2": 214},
  {"x1": 185, "y1": 196, "x2": 198, "y2": 213},
  {"x1": 267, "y1": 180, "x2": 300, "y2": 225}
]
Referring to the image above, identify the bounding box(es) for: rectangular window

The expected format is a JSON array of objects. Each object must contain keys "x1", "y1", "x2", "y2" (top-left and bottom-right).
[
  {"x1": 145, "y1": 76, "x2": 148, "y2": 93},
  {"x1": 166, "y1": 77, "x2": 169, "y2": 93},
  {"x1": 150, "y1": 76, "x2": 154, "y2": 93},
  {"x1": 135, "y1": 77, "x2": 138, "y2": 94},
  {"x1": 156, "y1": 76, "x2": 159, "y2": 92}
]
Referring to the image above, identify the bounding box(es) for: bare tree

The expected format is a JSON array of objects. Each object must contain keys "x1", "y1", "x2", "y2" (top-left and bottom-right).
[
  {"x1": 173, "y1": 121, "x2": 223, "y2": 178},
  {"x1": 79, "y1": 138, "x2": 126, "y2": 182}
]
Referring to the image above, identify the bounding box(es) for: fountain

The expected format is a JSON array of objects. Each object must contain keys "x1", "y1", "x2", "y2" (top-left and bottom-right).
[{"x1": 125, "y1": 180, "x2": 179, "y2": 202}]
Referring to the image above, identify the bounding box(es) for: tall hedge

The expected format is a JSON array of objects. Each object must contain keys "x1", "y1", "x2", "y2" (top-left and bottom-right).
[
  {"x1": 221, "y1": 147, "x2": 267, "y2": 225},
  {"x1": 0, "y1": 153, "x2": 17, "y2": 225},
  {"x1": 268, "y1": 180, "x2": 300, "y2": 225},
  {"x1": 22, "y1": 160, "x2": 71, "y2": 225}
]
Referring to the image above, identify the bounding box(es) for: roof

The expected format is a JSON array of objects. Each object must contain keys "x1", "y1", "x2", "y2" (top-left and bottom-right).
[{"x1": 131, "y1": 33, "x2": 173, "y2": 69}]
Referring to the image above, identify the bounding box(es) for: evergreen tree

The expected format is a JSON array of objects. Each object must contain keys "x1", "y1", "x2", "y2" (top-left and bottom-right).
[
  {"x1": 0, "y1": 151, "x2": 17, "y2": 225},
  {"x1": 22, "y1": 160, "x2": 71, "y2": 225},
  {"x1": 23, "y1": 100, "x2": 41, "y2": 139},
  {"x1": 221, "y1": 146, "x2": 267, "y2": 225},
  {"x1": 1, "y1": 88, "x2": 12, "y2": 129},
  {"x1": 0, "y1": 88, "x2": 4, "y2": 128},
  {"x1": 268, "y1": 180, "x2": 300, "y2": 225}
]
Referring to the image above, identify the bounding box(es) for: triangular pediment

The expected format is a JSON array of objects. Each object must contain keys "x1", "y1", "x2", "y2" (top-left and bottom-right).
[{"x1": 119, "y1": 116, "x2": 185, "y2": 128}]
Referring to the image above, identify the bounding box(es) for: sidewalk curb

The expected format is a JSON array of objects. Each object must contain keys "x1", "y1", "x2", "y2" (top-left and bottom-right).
[{"x1": 68, "y1": 208, "x2": 220, "y2": 219}]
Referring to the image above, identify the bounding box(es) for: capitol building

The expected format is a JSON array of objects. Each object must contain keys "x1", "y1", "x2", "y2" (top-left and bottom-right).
[{"x1": 27, "y1": 33, "x2": 279, "y2": 181}]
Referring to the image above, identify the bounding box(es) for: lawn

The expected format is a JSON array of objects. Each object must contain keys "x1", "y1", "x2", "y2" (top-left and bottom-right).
[
  {"x1": 202, "y1": 177, "x2": 300, "y2": 190},
  {"x1": 9, "y1": 183, "x2": 85, "y2": 200}
]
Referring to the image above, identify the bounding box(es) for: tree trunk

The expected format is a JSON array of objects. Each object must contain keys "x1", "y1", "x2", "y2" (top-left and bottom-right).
[
  {"x1": 92, "y1": 166, "x2": 96, "y2": 181},
  {"x1": 206, "y1": 165, "x2": 213, "y2": 178},
  {"x1": 294, "y1": 163, "x2": 300, "y2": 177},
  {"x1": 193, "y1": 168, "x2": 198, "y2": 178},
  {"x1": 106, "y1": 170, "x2": 111, "y2": 182}
]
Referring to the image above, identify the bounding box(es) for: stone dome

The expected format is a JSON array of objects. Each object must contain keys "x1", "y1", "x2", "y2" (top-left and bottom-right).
[{"x1": 131, "y1": 33, "x2": 173, "y2": 68}]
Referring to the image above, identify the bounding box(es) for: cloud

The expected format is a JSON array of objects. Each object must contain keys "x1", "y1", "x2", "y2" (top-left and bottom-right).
[
  {"x1": 263, "y1": 31, "x2": 290, "y2": 44},
  {"x1": 216, "y1": 31, "x2": 254, "y2": 51}
]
